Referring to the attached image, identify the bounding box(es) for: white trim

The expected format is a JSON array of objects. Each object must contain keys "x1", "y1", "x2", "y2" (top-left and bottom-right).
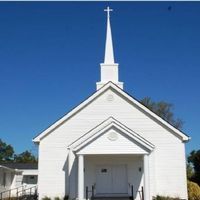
[
  {"x1": 0, "y1": 165, "x2": 21, "y2": 173},
  {"x1": 143, "y1": 154, "x2": 150, "y2": 200},
  {"x1": 22, "y1": 170, "x2": 38, "y2": 175},
  {"x1": 68, "y1": 117, "x2": 154, "y2": 153},
  {"x1": 33, "y1": 82, "x2": 190, "y2": 143},
  {"x1": 78, "y1": 155, "x2": 84, "y2": 200}
]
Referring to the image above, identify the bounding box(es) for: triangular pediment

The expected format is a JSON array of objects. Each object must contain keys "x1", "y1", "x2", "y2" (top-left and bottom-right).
[{"x1": 68, "y1": 117, "x2": 154, "y2": 155}]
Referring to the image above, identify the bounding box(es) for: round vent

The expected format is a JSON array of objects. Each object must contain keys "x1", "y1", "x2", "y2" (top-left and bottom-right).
[
  {"x1": 106, "y1": 94, "x2": 114, "y2": 102},
  {"x1": 107, "y1": 132, "x2": 118, "y2": 141}
]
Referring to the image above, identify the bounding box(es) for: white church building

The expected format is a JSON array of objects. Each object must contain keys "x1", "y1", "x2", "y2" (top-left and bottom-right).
[{"x1": 33, "y1": 7, "x2": 190, "y2": 200}]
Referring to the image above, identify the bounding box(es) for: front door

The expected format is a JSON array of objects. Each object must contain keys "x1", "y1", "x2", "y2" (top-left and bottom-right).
[{"x1": 96, "y1": 164, "x2": 127, "y2": 195}]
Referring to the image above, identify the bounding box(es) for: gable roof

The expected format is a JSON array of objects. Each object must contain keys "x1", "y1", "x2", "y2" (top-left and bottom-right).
[
  {"x1": 0, "y1": 165, "x2": 18, "y2": 172},
  {"x1": 0, "y1": 163, "x2": 38, "y2": 170},
  {"x1": 33, "y1": 82, "x2": 190, "y2": 143},
  {"x1": 68, "y1": 117, "x2": 154, "y2": 153}
]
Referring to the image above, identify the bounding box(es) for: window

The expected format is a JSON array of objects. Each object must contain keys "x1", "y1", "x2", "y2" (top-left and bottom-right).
[
  {"x1": 101, "y1": 169, "x2": 107, "y2": 173},
  {"x1": 22, "y1": 175, "x2": 37, "y2": 184}
]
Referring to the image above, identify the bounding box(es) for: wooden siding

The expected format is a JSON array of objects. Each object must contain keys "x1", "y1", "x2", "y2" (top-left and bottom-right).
[
  {"x1": 0, "y1": 169, "x2": 14, "y2": 193},
  {"x1": 38, "y1": 89, "x2": 188, "y2": 199}
]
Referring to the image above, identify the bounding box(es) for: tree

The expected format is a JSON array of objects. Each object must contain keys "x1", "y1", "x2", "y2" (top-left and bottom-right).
[
  {"x1": 188, "y1": 150, "x2": 200, "y2": 186},
  {"x1": 140, "y1": 97, "x2": 183, "y2": 130},
  {"x1": 14, "y1": 150, "x2": 37, "y2": 163},
  {"x1": 0, "y1": 139, "x2": 37, "y2": 163},
  {"x1": 187, "y1": 161, "x2": 195, "y2": 180},
  {"x1": 0, "y1": 139, "x2": 14, "y2": 162}
]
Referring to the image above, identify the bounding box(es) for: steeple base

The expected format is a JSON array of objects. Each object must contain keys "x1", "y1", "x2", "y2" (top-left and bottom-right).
[{"x1": 96, "y1": 81, "x2": 123, "y2": 90}]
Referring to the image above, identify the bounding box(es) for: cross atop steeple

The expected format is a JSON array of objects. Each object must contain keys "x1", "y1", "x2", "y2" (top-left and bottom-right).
[
  {"x1": 104, "y1": 6, "x2": 113, "y2": 18},
  {"x1": 104, "y1": 6, "x2": 114, "y2": 64},
  {"x1": 96, "y1": 7, "x2": 123, "y2": 90}
]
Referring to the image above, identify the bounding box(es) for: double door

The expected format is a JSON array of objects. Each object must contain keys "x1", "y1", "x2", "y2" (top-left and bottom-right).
[{"x1": 96, "y1": 164, "x2": 127, "y2": 195}]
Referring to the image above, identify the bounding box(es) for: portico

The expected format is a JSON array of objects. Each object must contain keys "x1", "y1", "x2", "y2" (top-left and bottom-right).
[
  {"x1": 68, "y1": 117, "x2": 154, "y2": 200},
  {"x1": 76, "y1": 154, "x2": 150, "y2": 200}
]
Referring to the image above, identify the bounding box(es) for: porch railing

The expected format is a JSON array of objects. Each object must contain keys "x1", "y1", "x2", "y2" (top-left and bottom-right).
[
  {"x1": 85, "y1": 184, "x2": 143, "y2": 200},
  {"x1": 137, "y1": 186, "x2": 144, "y2": 200},
  {"x1": 0, "y1": 185, "x2": 37, "y2": 200},
  {"x1": 86, "y1": 185, "x2": 95, "y2": 200},
  {"x1": 130, "y1": 185, "x2": 134, "y2": 200},
  {"x1": 17, "y1": 185, "x2": 37, "y2": 198},
  {"x1": 0, "y1": 185, "x2": 23, "y2": 200}
]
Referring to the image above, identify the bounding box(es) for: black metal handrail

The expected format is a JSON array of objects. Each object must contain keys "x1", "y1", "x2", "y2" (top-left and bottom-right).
[
  {"x1": 86, "y1": 186, "x2": 89, "y2": 200},
  {"x1": 141, "y1": 186, "x2": 144, "y2": 200},
  {"x1": 17, "y1": 185, "x2": 37, "y2": 196},
  {"x1": 92, "y1": 185, "x2": 94, "y2": 199},
  {"x1": 0, "y1": 185, "x2": 37, "y2": 200},
  {"x1": 137, "y1": 186, "x2": 144, "y2": 200},
  {"x1": 131, "y1": 185, "x2": 134, "y2": 200},
  {"x1": 0, "y1": 185, "x2": 24, "y2": 200},
  {"x1": 86, "y1": 185, "x2": 95, "y2": 200}
]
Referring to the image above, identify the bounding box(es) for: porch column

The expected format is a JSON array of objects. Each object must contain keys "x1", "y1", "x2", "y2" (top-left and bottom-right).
[
  {"x1": 68, "y1": 149, "x2": 76, "y2": 199},
  {"x1": 78, "y1": 154, "x2": 84, "y2": 200},
  {"x1": 143, "y1": 154, "x2": 150, "y2": 200}
]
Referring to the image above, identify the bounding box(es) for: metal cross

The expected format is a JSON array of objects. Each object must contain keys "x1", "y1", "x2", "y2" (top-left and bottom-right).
[{"x1": 104, "y1": 6, "x2": 113, "y2": 18}]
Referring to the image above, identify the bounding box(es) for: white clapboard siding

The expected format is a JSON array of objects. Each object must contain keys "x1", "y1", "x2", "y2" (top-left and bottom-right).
[
  {"x1": 38, "y1": 88, "x2": 187, "y2": 199},
  {"x1": 15, "y1": 173, "x2": 23, "y2": 188},
  {"x1": 0, "y1": 169, "x2": 14, "y2": 193}
]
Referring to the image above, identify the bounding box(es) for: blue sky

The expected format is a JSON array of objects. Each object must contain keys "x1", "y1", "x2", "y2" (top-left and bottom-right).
[{"x1": 0, "y1": 2, "x2": 199, "y2": 156}]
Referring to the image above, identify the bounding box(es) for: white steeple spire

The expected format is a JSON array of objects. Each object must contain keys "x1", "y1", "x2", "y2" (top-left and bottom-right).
[
  {"x1": 104, "y1": 7, "x2": 114, "y2": 64},
  {"x1": 96, "y1": 7, "x2": 123, "y2": 90}
]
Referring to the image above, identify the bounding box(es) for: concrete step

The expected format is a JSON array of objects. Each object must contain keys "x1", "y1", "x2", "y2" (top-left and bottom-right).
[
  {"x1": 94, "y1": 199, "x2": 129, "y2": 200},
  {"x1": 93, "y1": 197, "x2": 130, "y2": 200}
]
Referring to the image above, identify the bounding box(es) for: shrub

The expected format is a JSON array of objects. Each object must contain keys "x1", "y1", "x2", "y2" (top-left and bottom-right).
[
  {"x1": 153, "y1": 195, "x2": 181, "y2": 200},
  {"x1": 188, "y1": 181, "x2": 200, "y2": 200},
  {"x1": 42, "y1": 196, "x2": 51, "y2": 200},
  {"x1": 54, "y1": 197, "x2": 61, "y2": 200},
  {"x1": 63, "y1": 195, "x2": 69, "y2": 200}
]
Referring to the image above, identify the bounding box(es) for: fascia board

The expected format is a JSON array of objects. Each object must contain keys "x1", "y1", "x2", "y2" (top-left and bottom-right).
[{"x1": 73, "y1": 121, "x2": 154, "y2": 152}]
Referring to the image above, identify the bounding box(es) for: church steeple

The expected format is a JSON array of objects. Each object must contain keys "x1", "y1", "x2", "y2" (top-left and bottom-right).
[
  {"x1": 96, "y1": 7, "x2": 123, "y2": 90},
  {"x1": 104, "y1": 7, "x2": 114, "y2": 64}
]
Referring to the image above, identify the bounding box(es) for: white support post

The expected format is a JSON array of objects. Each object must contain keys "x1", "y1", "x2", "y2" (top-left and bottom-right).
[
  {"x1": 68, "y1": 149, "x2": 74, "y2": 198},
  {"x1": 144, "y1": 154, "x2": 150, "y2": 200},
  {"x1": 78, "y1": 154, "x2": 84, "y2": 200}
]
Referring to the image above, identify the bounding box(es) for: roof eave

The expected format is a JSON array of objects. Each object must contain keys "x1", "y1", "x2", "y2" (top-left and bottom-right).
[{"x1": 69, "y1": 118, "x2": 155, "y2": 153}]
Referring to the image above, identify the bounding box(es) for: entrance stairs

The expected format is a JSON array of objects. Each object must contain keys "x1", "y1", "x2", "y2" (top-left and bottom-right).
[
  {"x1": 0, "y1": 186, "x2": 37, "y2": 200},
  {"x1": 93, "y1": 197, "x2": 130, "y2": 200}
]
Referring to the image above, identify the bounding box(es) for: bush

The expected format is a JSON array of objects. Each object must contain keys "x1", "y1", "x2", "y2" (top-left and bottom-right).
[
  {"x1": 188, "y1": 181, "x2": 200, "y2": 200},
  {"x1": 63, "y1": 195, "x2": 69, "y2": 200},
  {"x1": 54, "y1": 197, "x2": 61, "y2": 200},
  {"x1": 153, "y1": 196, "x2": 181, "y2": 200},
  {"x1": 42, "y1": 196, "x2": 51, "y2": 200}
]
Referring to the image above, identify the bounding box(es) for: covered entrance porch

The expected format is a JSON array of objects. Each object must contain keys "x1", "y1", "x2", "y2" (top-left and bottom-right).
[
  {"x1": 83, "y1": 155, "x2": 147, "y2": 200},
  {"x1": 76, "y1": 154, "x2": 150, "y2": 200},
  {"x1": 67, "y1": 117, "x2": 154, "y2": 200}
]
